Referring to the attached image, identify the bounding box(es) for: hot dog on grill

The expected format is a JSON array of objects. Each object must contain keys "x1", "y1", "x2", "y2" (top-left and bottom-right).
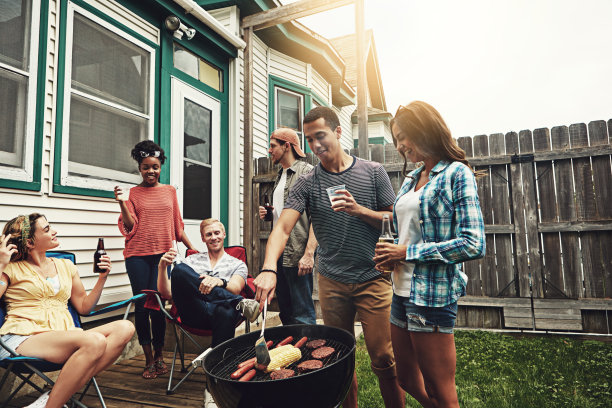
[
  {"x1": 294, "y1": 336, "x2": 308, "y2": 348},
  {"x1": 238, "y1": 369, "x2": 256, "y2": 382},
  {"x1": 231, "y1": 361, "x2": 255, "y2": 379},
  {"x1": 275, "y1": 336, "x2": 294, "y2": 348}
]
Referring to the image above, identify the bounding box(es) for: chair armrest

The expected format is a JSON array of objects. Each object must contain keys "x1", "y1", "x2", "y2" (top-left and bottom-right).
[
  {"x1": 141, "y1": 289, "x2": 174, "y2": 320},
  {"x1": 84, "y1": 293, "x2": 146, "y2": 320},
  {"x1": 0, "y1": 337, "x2": 20, "y2": 358}
]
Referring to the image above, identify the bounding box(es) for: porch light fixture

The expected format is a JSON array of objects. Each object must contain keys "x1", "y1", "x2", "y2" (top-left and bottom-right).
[{"x1": 165, "y1": 15, "x2": 195, "y2": 40}]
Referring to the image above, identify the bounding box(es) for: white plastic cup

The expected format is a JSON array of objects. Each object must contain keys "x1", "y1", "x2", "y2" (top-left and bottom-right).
[
  {"x1": 326, "y1": 184, "x2": 346, "y2": 206},
  {"x1": 116, "y1": 186, "x2": 130, "y2": 201}
]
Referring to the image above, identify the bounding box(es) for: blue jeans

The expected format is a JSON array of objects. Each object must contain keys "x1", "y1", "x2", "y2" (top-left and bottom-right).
[
  {"x1": 125, "y1": 254, "x2": 166, "y2": 348},
  {"x1": 170, "y1": 263, "x2": 244, "y2": 347},
  {"x1": 390, "y1": 294, "x2": 458, "y2": 334},
  {"x1": 276, "y1": 260, "x2": 316, "y2": 325}
]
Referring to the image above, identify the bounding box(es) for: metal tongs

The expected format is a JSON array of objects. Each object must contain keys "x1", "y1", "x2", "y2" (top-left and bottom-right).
[{"x1": 254, "y1": 301, "x2": 271, "y2": 366}]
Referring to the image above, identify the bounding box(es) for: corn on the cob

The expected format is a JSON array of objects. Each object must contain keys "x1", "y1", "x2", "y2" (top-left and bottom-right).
[{"x1": 265, "y1": 345, "x2": 302, "y2": 372}]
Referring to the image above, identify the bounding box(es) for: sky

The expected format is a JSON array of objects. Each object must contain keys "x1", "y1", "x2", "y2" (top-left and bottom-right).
[{"x1": 283, "y1": 0, "x2": 612, "y2": 138}]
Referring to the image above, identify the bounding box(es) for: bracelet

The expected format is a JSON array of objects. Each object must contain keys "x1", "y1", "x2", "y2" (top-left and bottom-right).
[{"x1": 260, "y1": 268, "x2": 277, "y2": 274}]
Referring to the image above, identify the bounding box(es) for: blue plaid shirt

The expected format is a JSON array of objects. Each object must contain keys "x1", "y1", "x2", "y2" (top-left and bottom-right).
[{"x1": 393, "y1": 160, "x2": 485, "y2": 307}]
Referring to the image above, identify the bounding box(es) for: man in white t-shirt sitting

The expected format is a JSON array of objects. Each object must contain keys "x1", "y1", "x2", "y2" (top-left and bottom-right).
[{"x1": 157, "y1": 218, "x2": 259, "y2": 346}]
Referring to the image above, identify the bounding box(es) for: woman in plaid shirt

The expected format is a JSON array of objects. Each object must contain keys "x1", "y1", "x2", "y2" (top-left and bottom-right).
[{"x1": 374, "y1": 101, "x2": 485, "y2": 407}]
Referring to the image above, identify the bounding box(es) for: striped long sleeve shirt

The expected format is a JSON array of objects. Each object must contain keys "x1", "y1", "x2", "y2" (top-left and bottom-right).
[{"x1": 118, "y1": 184, "x2": 184, "y2": 258}]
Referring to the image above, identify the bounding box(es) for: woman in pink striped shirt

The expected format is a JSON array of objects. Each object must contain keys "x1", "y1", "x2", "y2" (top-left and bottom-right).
[{"x1": 114, "y1": 140, "x2": 194, "y2": 379}]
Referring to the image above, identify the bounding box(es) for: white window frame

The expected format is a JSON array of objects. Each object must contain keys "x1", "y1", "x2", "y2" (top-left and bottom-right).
[
  {"x1": 0, "y1": 0, "x2": 40, "y2": 182},
  {"x1": 170, "y1": 78, "x2": 221, "y2": 228},
  {"x1": 275, "y1": 86, "x2": 304, "y2": 137},
  {"x1": 59, "y1": 3, "x2": 156, "y2": 191}
]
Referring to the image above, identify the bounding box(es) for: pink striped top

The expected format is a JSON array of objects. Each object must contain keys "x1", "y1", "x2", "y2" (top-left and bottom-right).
[{"x1": 118, "y1": 184, "x2": 184, "y2": 258}]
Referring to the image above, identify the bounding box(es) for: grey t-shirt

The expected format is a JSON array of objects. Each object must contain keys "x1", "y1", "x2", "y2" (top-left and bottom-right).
[{"x1": 285, "y1": 156, "x2": 396, "y2": 283}]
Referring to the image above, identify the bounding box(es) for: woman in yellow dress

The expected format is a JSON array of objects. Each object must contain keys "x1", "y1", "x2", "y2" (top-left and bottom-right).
[{"x1": 0, "y1": 214, "x2": 135, "y2": 408}]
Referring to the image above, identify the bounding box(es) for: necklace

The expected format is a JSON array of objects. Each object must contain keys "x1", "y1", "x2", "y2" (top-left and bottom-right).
[{"x1": 28, "y1": 259, "x2": 56, "y2": 280}]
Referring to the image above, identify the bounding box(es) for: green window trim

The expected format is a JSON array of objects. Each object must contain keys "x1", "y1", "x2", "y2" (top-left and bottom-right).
[
  {"x1": 353, "y1": 136, "x2": 385, "y2": 148},
  {"x1": 268, "y1": 75, "x2": 328, "y2": 154},
  {"x1": 0, "y1": 0, "x2": 49, "y2": 192},
  {"x1": 53, "y1": 0, "x2": 160, "y2": 199}
]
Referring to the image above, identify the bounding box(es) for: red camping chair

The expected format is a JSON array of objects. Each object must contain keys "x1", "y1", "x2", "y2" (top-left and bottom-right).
[{"x1": 142, "y1": 246, "x2": 256, "y2": 394}]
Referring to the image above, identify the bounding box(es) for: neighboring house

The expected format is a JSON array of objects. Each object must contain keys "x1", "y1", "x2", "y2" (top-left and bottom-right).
[
  {"x1": 329, "y1": 31, "x2": 393, "y2": 146},
  {"x1": 0, "y1": 0, "x2": 387, "y2": 308}
]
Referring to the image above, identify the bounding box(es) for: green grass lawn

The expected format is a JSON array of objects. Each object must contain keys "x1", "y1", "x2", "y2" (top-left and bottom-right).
[{"x1": 355, "y1": 330, "x2": 612, "y2": 407}]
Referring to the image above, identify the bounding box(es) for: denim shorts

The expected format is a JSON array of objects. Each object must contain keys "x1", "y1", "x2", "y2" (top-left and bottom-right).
[
  {"x1": 0, "y1": 334, "x2": 31, "y2": 359},
  {"x1": 390, "y1": 294, "x2": 457, "y2": 334}
]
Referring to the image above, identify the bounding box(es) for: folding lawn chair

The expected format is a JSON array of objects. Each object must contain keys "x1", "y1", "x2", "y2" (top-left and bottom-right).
[
  {"x1": 0, "y1": 251, "x2": 144, "y2": 408},
  {"x1": 142, "y1": 245, "x2": 256, "y2": 394}
]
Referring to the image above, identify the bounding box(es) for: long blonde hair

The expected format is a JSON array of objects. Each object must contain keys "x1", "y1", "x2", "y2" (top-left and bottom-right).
[
  {"x1": 2, "y1": 213, "x2": 45, "y2": 261},
  {"x1": 391, "y1": 101, "x2": 472, "y2": 177}
]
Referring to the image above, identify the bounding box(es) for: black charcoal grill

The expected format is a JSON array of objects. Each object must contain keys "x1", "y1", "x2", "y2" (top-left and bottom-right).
[{"x1": 204, "y1": 324, "x2": 356, "y2": 408}]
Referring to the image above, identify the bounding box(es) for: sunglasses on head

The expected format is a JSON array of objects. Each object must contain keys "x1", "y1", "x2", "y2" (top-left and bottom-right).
[
  {"x1": 395, "y1": 105, "x2": 410, "y2": 117},
  {"x1": 139, "y1": 150, "x2": 161, "y2": 158}
]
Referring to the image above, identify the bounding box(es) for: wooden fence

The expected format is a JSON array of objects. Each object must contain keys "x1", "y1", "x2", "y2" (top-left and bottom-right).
[{"x1": 251, "y1": 119, "x2": 612, "y2": 334}]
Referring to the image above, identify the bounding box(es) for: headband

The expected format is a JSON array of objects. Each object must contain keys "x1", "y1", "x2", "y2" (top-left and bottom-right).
[{"x1": 19, "y1": 215, "x2": 31, "y2": 251}]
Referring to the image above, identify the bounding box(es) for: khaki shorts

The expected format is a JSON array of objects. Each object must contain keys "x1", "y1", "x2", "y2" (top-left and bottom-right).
[{"x1": 318, "y1": 274, "x2": 396, "y2": 379}]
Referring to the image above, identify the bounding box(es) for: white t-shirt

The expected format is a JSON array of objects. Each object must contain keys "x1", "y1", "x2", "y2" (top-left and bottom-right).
[
  {"x1": 272, "y1": 168, "x2": 287, "y2": 226},
  {"x1": 392, "y1": 185, "x2": 423, "y2": 297},
  {"x1": 182, "y1": 252, "x2": 248, "y2": 283}
]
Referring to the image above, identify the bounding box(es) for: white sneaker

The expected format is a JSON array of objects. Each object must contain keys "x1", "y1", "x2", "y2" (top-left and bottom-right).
[
  {"x1": 236, "y1": 299, "x2": 261, "y2": 323},
  {"x1": 23, "y1": 391, "x2": 49, "y2": 408}
]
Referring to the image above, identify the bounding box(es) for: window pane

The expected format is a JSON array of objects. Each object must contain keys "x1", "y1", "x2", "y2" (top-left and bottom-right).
[
  {"x1": 184, "y1": 98, "x2": 211, "y2": 164},
  {"x1": 199, "y1": 59, "x2": 221, "y2": 91},
  {"x1": 183, "y1": 162, "x2": 210, "y2": 220},
  {"x1": 68, "y1": 96, "x2": 144, "y2": 176},
  {"x1": 0, "y1": 0, "x2": 30, "y2": 70},
  {"x1": 277, "y1": 89, "x2": 301, "y2": 131},
  {"x1": 173, "y1": 45, "x2": 198, "y2": 78},
  {"x1": 173, "y1": 43, "x2": 222, "y2": 91},
  {"x1": 72, "y1": 13, "x2": 150, "y2": 113},
  {"x1": 0, "y1": 69, "x2": 27, "y2": 167}
]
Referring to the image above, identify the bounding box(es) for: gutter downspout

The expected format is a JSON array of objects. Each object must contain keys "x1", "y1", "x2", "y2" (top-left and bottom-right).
[{"x1": 173, "y1": 0, "x2": 246, "y2": 50}]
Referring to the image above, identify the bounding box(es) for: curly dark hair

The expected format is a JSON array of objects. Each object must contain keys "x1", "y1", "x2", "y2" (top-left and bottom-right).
[
  {"x1": 2, "y1": 213, "x2": 46, "y2": 261},
  {"x1": 130, "y1": 140, "x2": 166, "y2": 165},
  {"x1": 304, "y1": 106, "x2": 340, "y2": 132}
]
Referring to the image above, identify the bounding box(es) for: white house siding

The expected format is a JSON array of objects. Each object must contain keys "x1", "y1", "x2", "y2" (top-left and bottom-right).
[
  {"x1": 335, "y1": 105, "x2": 355, "y2": 151},
  {"x1": 269, "y1": 49, "x2": 307, "y2": 86},
  {"x1": 252, "y1": 36, "x2": 270, "y2": 158},
  {"x1": 0, "y1": 0, "x2": 160, "y2": 308},
  {"x1": 310, "y1": 68, "x2": 330, "y2": 103},
  {"x1": 352, "y1": 121, "x2": 386, "y2": 143}
]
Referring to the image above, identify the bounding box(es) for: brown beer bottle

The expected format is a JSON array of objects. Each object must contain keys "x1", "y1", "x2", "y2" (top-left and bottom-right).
[
  {"x1": 93, "y1": 238, "x2": 107, "y2": 273},
  {"x1": 263, "y1": 194, "x2": 274, "y2": 222}
]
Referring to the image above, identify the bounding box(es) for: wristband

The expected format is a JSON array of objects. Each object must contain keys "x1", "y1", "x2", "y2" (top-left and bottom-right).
[{"x1": 260, "y1": 268, "x2": 277, "y2": 275}]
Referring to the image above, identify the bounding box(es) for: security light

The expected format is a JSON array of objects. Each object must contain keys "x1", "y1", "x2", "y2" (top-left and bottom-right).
[{"x1": 164, "y1": 15, "x2": 195, "y2": 40}]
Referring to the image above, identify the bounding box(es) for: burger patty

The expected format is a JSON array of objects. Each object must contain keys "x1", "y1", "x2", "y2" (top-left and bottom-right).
[
  {"x1": 311, "y1": 346, "x2": 335, "y2": 360},
  {"x1": 305, "y1": 339, "x2": 326, "y2": 349},
  {"x1": 269, "y1": 369, "x2": 295, "y2": 380},
  {"x1": 297, "y1": 359, "x2": 323, "y2": 373}
]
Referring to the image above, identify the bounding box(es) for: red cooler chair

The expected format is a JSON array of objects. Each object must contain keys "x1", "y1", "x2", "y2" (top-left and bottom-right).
[{"x1": 143, "y1": 246, "x2": 255, "y2": 394}]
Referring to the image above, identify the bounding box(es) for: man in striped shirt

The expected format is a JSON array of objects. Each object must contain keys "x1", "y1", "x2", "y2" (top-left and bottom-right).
[{"x1": 254, "y1": 107, "x2": 405, "y2": 408}]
